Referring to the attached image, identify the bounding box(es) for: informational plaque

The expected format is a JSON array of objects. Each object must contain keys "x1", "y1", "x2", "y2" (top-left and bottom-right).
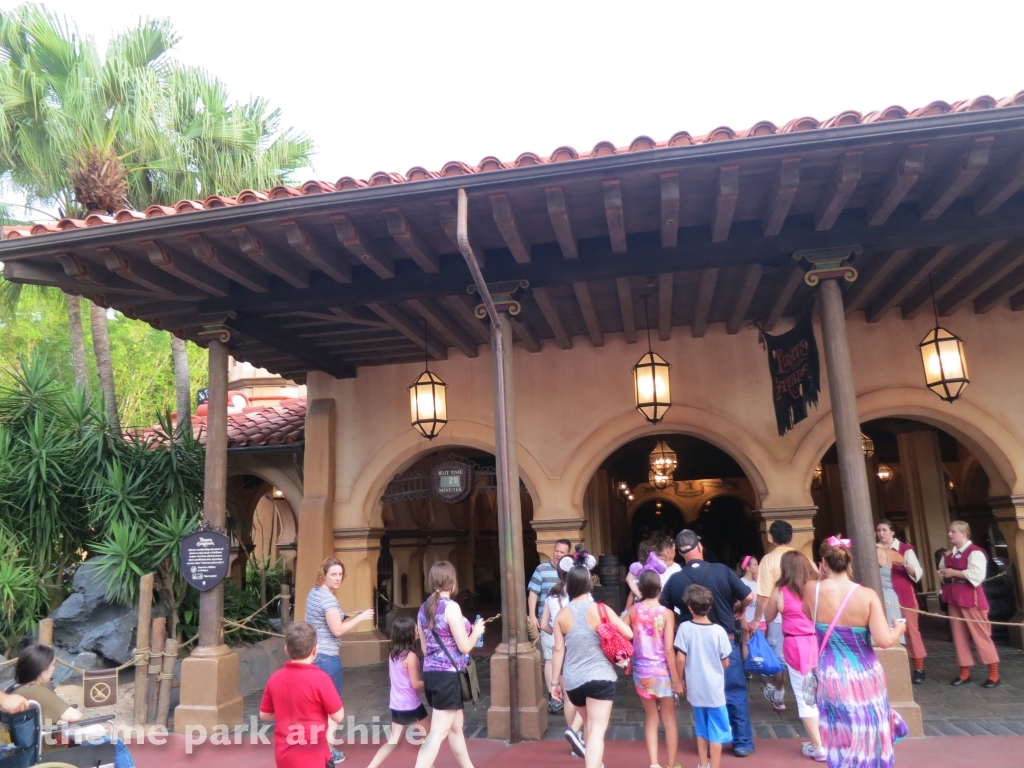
[
  {"x1": 83, "y1": 668, "x2": 118, "y2": 708},
  {"x1": 180, "y1": 530, "x2": 230, "y2": 591},
  {"x1": 433, "y1": 461, "x2": 472, "y2": 504}
]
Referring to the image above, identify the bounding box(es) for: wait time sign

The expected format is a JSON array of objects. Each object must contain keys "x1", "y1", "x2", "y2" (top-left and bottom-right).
[{"x1": 433, "y1": 460, "x2": 473, "y2": 504}]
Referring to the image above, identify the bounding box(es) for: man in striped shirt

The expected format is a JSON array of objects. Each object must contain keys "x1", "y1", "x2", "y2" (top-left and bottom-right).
[{"x1": 528, "y1": 539, "x2": 572, "y2": 713}]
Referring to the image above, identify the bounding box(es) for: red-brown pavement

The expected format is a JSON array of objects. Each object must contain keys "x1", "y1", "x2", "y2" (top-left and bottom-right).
[{"x1": 130, "y1": 734, "x2": 1024, "y2": 767}]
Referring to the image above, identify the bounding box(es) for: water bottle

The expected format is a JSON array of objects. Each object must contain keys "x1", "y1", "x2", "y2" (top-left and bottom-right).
[{"x1": 474, "y1": 615, "x2": 485, "y2": 648}]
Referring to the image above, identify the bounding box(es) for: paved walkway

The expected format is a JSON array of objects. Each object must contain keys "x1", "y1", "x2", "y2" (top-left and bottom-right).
[{"x1": 240, "y1": 634, "x2": 1024, "y2": 740}]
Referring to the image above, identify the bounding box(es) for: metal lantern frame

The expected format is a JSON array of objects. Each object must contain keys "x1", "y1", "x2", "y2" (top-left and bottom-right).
[
  {"x1": 409, "y1": 319, "x2": 448, "y2": 440},
  {"x1": 876, "y1": 463, "x2": 894, "y2": 483},
  {"x1": 648, "y1": 469, "x2": 673, "y2": 490},
  {"x1": 649, "y1": 440, "x2": 678, "y2": 478},
  {"x1": 918, "y1": 275, "x2": 969, "y2": 403},
  {"x1": 861, "y1": 433, "x2": 875, "y2": 458},
  {"x1": 633, "y1": 296, "x2": 672, "y2": 424}
]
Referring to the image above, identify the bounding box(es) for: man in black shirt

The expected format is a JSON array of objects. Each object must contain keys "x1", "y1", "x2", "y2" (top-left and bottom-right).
[{"x1": 661, "y1": 530, "x2": 755, "y2": 757}]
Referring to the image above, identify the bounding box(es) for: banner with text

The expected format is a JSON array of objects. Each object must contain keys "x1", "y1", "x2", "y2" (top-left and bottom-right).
[{"x1": 763, "y1": 312, "x2": 820, "y2": 437}]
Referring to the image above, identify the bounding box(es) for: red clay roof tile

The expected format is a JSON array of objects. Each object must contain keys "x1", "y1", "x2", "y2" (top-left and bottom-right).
[
  {"x1": 155, "y1": 397, "x2": 308, "y2": 448},
  {"x1": 84, "y1": 214, "x2": 115, "y2": 227}
]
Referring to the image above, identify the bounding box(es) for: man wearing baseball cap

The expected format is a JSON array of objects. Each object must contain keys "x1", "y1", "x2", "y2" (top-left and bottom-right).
[{"x1": 660, "y1": 530, "x2": 755, "y2": 758}]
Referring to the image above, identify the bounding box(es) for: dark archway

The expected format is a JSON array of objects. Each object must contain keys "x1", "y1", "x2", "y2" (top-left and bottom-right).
[
  {"x1": 631, "y1": 499, "x2": 686, "y2": 557},
  {"x1": 690, "y1": 496, "x2": 761, "y2": 570}
]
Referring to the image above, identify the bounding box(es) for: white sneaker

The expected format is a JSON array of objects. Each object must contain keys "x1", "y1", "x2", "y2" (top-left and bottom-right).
[
  {"x1": 763, "y1": 685, "x2": 786, "y2": 711},
  {"x1": 802, "y1": 743, "x2": 827, "y2": 762}
]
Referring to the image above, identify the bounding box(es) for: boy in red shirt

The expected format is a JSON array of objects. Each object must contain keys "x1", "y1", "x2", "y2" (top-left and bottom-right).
[{"x1": 260, "y1": 622, "x2": 345, "y2": 768}]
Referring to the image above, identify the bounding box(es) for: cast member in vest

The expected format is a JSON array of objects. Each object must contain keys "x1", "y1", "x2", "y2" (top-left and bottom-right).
[
  {"x1": 938, "y1": 520, "x2": 1000, "y2": 687},
  {"x1": 876, "y1": 520, "x2": 926, "y2": 683}
]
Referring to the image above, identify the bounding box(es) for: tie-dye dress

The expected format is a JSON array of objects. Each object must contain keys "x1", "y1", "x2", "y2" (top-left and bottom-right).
[{"x1": 815, "y1": 623, "x2": 908, "y2": 768}]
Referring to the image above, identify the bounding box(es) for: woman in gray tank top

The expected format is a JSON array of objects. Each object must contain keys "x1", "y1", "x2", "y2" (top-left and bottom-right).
[{"x1": 551, "y1": 558, "x2": 633, "y2": 768}]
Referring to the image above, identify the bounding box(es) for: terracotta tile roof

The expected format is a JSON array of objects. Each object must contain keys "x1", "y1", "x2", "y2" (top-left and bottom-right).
[
  {"x1": 5, "y1": 91, "x2": 1024, "y2": 240},
  {"x1": 136, "y1": 397, "x2": 306, "y2": 448}
]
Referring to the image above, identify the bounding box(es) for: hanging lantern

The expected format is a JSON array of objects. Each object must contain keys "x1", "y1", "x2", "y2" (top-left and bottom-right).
[
  {"x1": 918, "y1": 326, "x2": 969, "y2": 403},
  {"x1": 861, "y1": 433, "x2": 875, "y2": 458},
  {"x1": 649, "y1": 440, "x2": 678, "y2": 477},
  {"x1": 813, "y1": 463, "x2": 823, "y2": 481},
  {"x1": 877, "y1": 464, "x2": 893, "y2": 483},
  {"x1": 409, "y1": 318, "x2": 448, "y2": 439},
  {"x1": 648, "y1": 470, "x2": 672, "y2": 490},
  {"x1": 633, "y1": 295, "x2": 671, "y2": 424}
]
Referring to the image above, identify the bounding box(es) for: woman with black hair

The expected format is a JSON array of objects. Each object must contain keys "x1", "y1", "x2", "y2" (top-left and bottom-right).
[
  {"x1": 11, "y1": 644, "x2": 136, "y2": 767},
  {"x1": 550, "y1": 549, "x2": 632, "y2": 768}
]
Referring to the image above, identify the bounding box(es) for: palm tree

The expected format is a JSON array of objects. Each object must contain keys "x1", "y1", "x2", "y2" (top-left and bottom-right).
[
  {"x1": 0, "y1": 4, "x2": 312, "y2": 427},
  {"x1": 171, "y1": 335, "x2": 191, "y2": 432}
]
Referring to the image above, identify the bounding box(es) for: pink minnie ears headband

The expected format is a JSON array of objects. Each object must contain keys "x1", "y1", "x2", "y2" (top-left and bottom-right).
[{"x1": 827, "y1": 535, "x2": 852, "y2": 548}]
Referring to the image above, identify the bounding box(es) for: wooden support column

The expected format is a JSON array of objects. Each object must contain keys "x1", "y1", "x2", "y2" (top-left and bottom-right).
[
  {"x1": 295, "y1": 399, "x2": 337, "y2": 620},
  {"x1": 896, "y1": 429, "x2": 951, "y2": 597},
  {"x1": 334, "y1": 528, "x2": 388, "y2": 667},
  {"x1": 756, "y1": 507, "x2": 817, "y2": 561},
  {"x1": 174, "y1": 338, "x2": 243, "y2": 733}
]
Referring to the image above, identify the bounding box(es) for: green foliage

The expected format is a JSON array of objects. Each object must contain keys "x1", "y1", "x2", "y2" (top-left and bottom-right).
[{"x1": 0, "y1": 536, "x2": 51, "y2": 655}]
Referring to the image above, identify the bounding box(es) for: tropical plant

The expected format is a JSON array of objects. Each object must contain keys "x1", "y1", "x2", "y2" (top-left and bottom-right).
[{"x1": 0, "y1": 534, "x2": 51, "y2": 655}]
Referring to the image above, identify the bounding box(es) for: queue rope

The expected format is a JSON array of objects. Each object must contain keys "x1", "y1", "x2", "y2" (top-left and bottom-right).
[{"x1": 884, "y1": 597, "x2": 1024, "y2": 627}]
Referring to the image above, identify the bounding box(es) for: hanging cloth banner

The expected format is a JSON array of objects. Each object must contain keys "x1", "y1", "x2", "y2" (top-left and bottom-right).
[{"x1": 761, "y1": 312, "x2": 820, "y2": 436}]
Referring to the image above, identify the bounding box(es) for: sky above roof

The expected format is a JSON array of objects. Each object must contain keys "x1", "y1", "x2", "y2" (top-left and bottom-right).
[{"x1": 7, "y1": 0, "x2": 1024, "y2": 187}]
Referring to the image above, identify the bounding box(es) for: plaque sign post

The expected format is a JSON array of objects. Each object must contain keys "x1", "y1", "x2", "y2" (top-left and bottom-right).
[{"x1": 181, "y1": 529, "x2": 231, "y2": 591}]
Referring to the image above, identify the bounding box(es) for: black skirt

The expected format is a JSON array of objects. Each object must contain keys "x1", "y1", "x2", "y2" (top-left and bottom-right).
[{"x1": 390, "y1": 704, "x2": 429, "y2": 725}]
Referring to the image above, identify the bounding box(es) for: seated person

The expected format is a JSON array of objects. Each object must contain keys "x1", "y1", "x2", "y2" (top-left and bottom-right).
[
  {"x1": 0, "y1": 690, "x2": 28, "y2": 713},
  {"x1": 10, "y1": 644, "x2": 135, "y2": 768}
]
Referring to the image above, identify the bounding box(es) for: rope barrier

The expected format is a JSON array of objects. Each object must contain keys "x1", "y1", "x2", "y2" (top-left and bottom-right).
[{"x1": 885, "y1": 598, "x2": 1024, "y2": 628}]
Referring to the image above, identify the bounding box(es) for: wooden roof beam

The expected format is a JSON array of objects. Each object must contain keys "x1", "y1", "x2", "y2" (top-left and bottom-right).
[
  {"x1": 761, "y1": 158, "x2": 800, "y2": 237},
  {"x1": 96, "y1": 246, "x2": 205, "y2": 297},
  {"x1": 327, "y1": 307, "x2": 393, "y2": 329},
  {"x1": 616, "y1": 277, "x2": 636, "y2": 344},
  {"x1": 572, "y1": 282, "x2": 603, "y2": 347},
  {"x1": 920, "y1": 136, "x2": 992, "y2": 220},
  {"x1": 660, "y1": 173, "x2": 680, "y2": 247},
  {"x1": 366, "y1": 301, "x2": 447, "y2": 359},
  {"x1": 532, "y1": 287, "x2": 572, "y2": 349},
  {"x1": 713, "y1": 165, "x2": 739, "y2": 243},
  {"x1": 407, "y1": 298, "x2": 479, "y2": 358},
  {"x1": 974, "y1": 150, "x2": 1024, "y2": 216},
  {"x1": 726, "y1": 264, "x2": 763, "y2": 335},
  {"x1": 691, "y1": 268, "x2": 719, "y2": 338},
  {"x1": 510, "y1": 315, "x2": 541, "y2": 352},
  {"x1": 223, "y1": 312, "x2": 356, "y2": 380},
  {"x1": 901, "y1": 240, "x2": 1008, "y2": 319},
  {"x1": 545, "y1": 187, "x2": 578, "y2": 259},
  {"x1": 123, "y1": 300, "x2": 199, "y2": 320},
  {"x1": 55, "y1": 252, "x2": 155, "y2": 296},
  {"x1": 974, "y1": 261, "x2": 1024, "y2": 313},
  {"x1": 4, "y1": 259, "x2": 99, "y2": 293},
  {"x1": 762, "y1": 267, "x2": 805, "y2": 332},
  {"x1": 489, "y1": 193, "x2": 531, "y2": 263},
  {"x1": 815, "y1": 151, "x2": 863, "y2": 231},
  {"x1": 843, "y1": 249, "x2": 915, "y2": 315},
  {"x1": 867, "y1": 143, "x2": 926, "y2": 226},
  {"x1": 332, "y1": 214, "x2": 396, "y2": 278},
  {"x1": 939, "y1": 242, "x2": 1024, "y2": 315},
  {"x1": 281, "y1": 220, "x2": 353, "y2": 284},
  {"x1": 232, "y1": 227, "x2": 309, "y2": 289},
  {"x1": 318, "y1": 337, "x2": 416, "y2": 352},
  {"x1": 383, "y1": 208, "x2": 440, "y2": 273},
  {"x1": 603, "y1": 180, "x2": 627, "y2": 253},
  {"x1": 438, "y1": 294, "x2": 491, "y2": 345},
  {"x1": 186, "y1": 233, "x2": 269, "y2": 293},
  {"x1": 435, "y1": 200, "x2": 484, "y2": 268},
  {"x1": 864, "y1": 245, "x2": 964, "y2": 322},
  {"x1": 1010, "y1": 288, "x2": 1024, "y2": 311},
  {"x1": 140, "y1": 240, "x2": 230, "y2": 297},
  {"x1": 658, "y1": 273, "x2": 673, "y2": 340}
]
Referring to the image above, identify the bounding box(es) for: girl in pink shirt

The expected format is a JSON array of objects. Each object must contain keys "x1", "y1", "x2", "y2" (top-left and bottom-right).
[{"x1": 366, "y1": 617, "x2": 428, "y2": 768}]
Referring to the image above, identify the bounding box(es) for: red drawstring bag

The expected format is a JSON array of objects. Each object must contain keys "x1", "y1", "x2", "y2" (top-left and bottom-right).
[{"x1": 595, "y1": 603, "x2": 633, "y2": 673}]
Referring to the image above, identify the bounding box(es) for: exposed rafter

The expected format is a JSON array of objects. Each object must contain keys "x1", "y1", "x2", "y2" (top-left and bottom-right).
[
  {"x1": 920, "y1": 136, "x2": 992, "y2": 220},
  {"x1": 616, "y1": 277, "x2": 636, "y2": 344},
  {"x1": 762, "y1": 267, "x2": 805, "y2": 332},
  {"x1": 490, "y1": 193, "x2": 531, "y2": 263},
  {"x1": 332, "y1": 214, "x2": 396, "y2": 278},
  {"x1": 1011, "y1": 288, "x2": 1024, "y2": 311},
  {"x1": 281, "y1": 220, "x2": 353, "y2": 284},
  {"x1": 435, "y1": 200, "x2": 484, "y2": 268},
  {"x1": 365, "y1": 301, "x2": 447, "y2": 359},
  {"x1": 974, "y1": 150, "x2": 1024, "y2": 216},
  {"x1": 186, "y1": 233, "x2": 269, "y2": 293},
  {"x1": 96, "y1": 246, "x2": 203, "y2": 297},
  {"x1": 510, "y1": 315, "x2": 541, "y2": 352},
  {"x1": 4, "y1": 259, "x2": 104, "y2": 294},
  {"x1": 407, "y1": 298, "x2": 479, "y2": 358},
  {"x1": 232, "y1": 227, "x2": 309, "y2": 289},
  {"x1": 383, "y1": 208, "x2": 440, "y2": 273},
  {"x1": 328, "y1": 307, "x2": 393, "y2": 329},
  {"x1": 939, "y1": 242, "x2": 1024, "y2": 316},
  {"x1": 901, "y1": 240, "x2": 1009, "y2": 319},
  {"x1": 141, "y1": 240, "x2": 230, "y2": 297},
  {"x1": 660, "y1": 173, "x2": 680, "y2": 247},
  {"x1": 691, "y1": 268, "x2": 719, "y2": 338},
  {"x1": 814, "y1": 151, "x2": 863, "y2": 231},
  {"x1": 864, "y1": 245, "x2": 964, "y2": 323},
  {"x1": 545, "y1": 187, "x2": 578, "y2": 259},
  {"x1": 532, "y1": 287, "x2": 572, "y2": 350},
  {"x1": 438, "y1": 294, "x2": 491, "y2": 344},
  {"x1": 713, "y1": 165, "x2": 739, "y2": 243},
  {"x1": 843, "y1": 249, "x2": 915, "y2": 315},
  {"x1": 974, "y1": 261, "x2": 1024, "y2": 313},
  {"x1": 867, "y1": 143, "x2": 926, "y2": 226},
  {"x1": 572, "y1": 282, "x2": 603, "y2": 347},
  {"x1": 224, "y1": 312, "x2": 355, "y2": 380},
  {"x1": 761, "y1": 158, "x2": 800, "y2": 237},
  {"x1": 658, "y1": 273, "x2": 673, "y2": 341},
  {"x1": 726, "y1": 264, "x2": 763, "y2": 335},
  {"x1": 123, "y1": 300, "x2": 199, "y2": 321},
  {"x1": 603, "y1": 179, "x2": 627, "y2": 253}
]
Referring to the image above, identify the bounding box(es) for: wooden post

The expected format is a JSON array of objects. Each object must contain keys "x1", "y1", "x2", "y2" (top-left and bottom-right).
[
  {"x1": 146, "y1": 617, "x2": 166, "y2": 723},
  {"x1": 156, "y1": 638, "x2": 178, "y2": 728},
  {"x1": 279, "y1": 584, "x2": 291, "y2": 629},
  {"x1": 38, "y1": 618, "x2": 53, "y2": 647},
  {"x1": 133, "y1": 573, "x2": 155, "y2": 726},
  {"x1": 199, "y1": 339, "x2": 229, "y2": 648}
]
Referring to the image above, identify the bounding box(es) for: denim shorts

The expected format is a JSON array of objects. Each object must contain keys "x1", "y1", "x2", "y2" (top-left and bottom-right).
[{"x1": 314, "y1": 653, "x2": 343, "y2": 697}]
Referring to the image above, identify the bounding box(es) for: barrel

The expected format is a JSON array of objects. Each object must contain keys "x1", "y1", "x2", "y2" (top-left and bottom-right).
[{"x1": 596, "y1": 555, "x2": 621, "y2": 587}]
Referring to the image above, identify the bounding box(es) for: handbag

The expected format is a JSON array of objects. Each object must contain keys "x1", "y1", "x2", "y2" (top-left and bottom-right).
[
  {"x1": 803, "y1": 582, "x2": 860, "y2": 707},
  {"x1": 595, "y1": 603, "x2": 634, "y2": 672},
  {"x1": 742, "y1": 628, "x2": 786, "y2": 676},
  {"x1": 431, "y1": 626, "x2": 481, "y2": 703}
]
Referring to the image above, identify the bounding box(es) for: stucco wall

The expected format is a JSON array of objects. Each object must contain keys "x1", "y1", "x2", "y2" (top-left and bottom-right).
[{"x1": 308, "y1": 303, "x2": 1024, "y2": 534}]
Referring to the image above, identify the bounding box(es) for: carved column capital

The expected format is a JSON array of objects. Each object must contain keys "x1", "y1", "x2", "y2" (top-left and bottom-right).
[{"x1": 795, "y1": 245, "x2": 863, "y2": 286}]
